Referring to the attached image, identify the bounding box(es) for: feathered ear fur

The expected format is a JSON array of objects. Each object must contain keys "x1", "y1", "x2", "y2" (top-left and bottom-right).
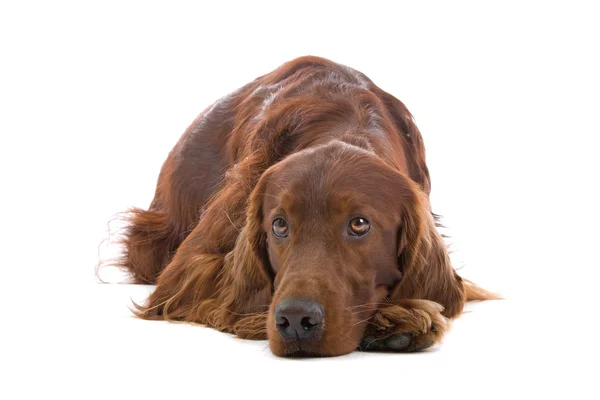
[
  {"x1": 375, "y1": 88, "x2": 499, "y2": 314},
  {"x1": 244, "y1": 171, "x2": 275, "y2": 283},
  {"x1": 390, "y1": 188, "x2": 466, "y2": 318},
  {"x1": 132, "y1": 158, "x2": 273, "y2": 340}
]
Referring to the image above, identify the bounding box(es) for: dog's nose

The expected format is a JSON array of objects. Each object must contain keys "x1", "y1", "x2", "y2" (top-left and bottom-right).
[{"x1": 274, "y1": 297, "x2": 324, "y2": 340}]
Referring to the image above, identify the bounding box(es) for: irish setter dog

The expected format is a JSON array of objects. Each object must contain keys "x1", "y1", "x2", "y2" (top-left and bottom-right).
[{"x1": 117, "y1": 56, "x2": 497, "y2": 357}]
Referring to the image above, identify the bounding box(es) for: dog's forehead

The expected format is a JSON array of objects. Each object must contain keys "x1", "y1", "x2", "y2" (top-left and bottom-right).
[
  {"x1": 264, "y1": 141, "x2": 403, "y2": 214},
  {"x1": 269, "y1": 144, "x2": 362, "y2": 190}
]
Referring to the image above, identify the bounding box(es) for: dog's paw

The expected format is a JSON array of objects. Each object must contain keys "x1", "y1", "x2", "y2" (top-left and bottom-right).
[{"x1": 359, "y1": 299, "x2": 449, "y2": 352}]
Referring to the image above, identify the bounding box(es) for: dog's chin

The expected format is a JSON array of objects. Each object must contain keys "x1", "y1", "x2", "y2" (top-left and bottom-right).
[
  {"x1": 279, "y1": 346, "x2": 343, "y2": 358},
  {"x1": 271, "y1": 340, "x2": 325, "y2": 358},
  {"x1": 285, "y1": 349, "x2": 322, "y2": 358},
  {"x1": 270, "y1": 336, "x2": 361, "y2": 358}
]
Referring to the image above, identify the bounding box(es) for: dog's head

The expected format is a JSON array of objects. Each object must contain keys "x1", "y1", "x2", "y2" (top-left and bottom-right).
[{"x1": 238, "y1": 140, "x2": 447, "y2": 356}]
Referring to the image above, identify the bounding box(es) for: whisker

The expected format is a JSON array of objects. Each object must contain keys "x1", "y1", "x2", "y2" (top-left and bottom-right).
[
  {"x1": 352, "y1": 315, "x2": 375, "y2": 327},
  {"x1": 346, "y1": 302, "x2": 390, "y2": 311}
]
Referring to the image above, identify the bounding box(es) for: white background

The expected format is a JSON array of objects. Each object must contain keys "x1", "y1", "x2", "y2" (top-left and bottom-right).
[{"x1": 1, "y1": 1, "x2": 599, "y2": 399}]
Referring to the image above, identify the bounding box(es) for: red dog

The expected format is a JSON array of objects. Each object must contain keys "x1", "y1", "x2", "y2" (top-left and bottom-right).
[{"x1": 117, "y1": 56, "x2": 497, "y2": 356}]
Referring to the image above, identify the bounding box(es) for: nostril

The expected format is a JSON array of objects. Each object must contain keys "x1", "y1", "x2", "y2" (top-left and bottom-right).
[
  {"x1": 300, "y1": 316, "x2": 319, "y2": 330},
  {"x1": 276, "y1": 316, "x2": 290, "y2": 329}
]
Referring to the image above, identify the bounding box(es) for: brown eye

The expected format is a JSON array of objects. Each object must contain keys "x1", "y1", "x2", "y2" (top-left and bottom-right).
[
  {"x1": 348, "y1": 217, "x2": 370, "y2": 236},
  {"x1": 272, "y1": 218, "x2": 289, "y2": 238}
]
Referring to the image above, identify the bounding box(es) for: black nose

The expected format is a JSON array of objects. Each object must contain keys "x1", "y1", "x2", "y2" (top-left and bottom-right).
[{"x1": 274, "y1": 297, "x2": 324, "y2": 341}]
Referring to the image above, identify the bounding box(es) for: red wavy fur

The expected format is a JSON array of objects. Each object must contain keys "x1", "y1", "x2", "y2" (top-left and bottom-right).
[{"x1": 113, "y1": 56, "x2": 498, "y2": 356}]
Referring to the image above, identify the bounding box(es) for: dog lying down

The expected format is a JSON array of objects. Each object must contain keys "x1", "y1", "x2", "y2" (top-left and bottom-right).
[{"x1": 114, "y1": 56, "x2": 499, "y2": 357}]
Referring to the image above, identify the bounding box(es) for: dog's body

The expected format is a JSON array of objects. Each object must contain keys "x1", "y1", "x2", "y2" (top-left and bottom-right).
[{"x1": 118, "y1": 56, "x2": 497, "y2": 356}]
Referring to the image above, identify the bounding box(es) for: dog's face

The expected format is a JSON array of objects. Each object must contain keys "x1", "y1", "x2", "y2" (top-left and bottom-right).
[{"x1": 249, "y1": 140, "x2": 420, "y2": 356}]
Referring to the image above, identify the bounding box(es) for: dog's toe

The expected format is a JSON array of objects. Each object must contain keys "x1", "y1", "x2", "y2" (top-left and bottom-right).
[
  {"x1": 411, "y1": 340, "x2": 434, "y2": 352},
  {"x1": 359, "y1": 336, "x2": 380, "y2": 351},
  {"x1": 384, "y1": 333, "x2": 413, "y2": 350}
]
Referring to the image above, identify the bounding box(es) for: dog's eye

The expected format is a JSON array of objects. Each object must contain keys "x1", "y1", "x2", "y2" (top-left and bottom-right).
[
  {"x1": 272, "y1": 218, "x2": 289, "y2": 238},
  {"x1": 348, "y1": 217, "x2": 370, "y2": 236}
]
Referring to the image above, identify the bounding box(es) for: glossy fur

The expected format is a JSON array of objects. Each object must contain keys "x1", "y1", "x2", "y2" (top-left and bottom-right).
[{"x1": 117, "y1": 56, "x2": 498, "y2": 357}]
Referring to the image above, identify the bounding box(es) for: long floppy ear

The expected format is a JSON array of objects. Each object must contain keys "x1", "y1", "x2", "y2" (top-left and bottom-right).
[
  {"x1": 390, "y1": 188, "x2": 466, "y2": 318},
  {"x1": 132, "y1": 161, "x2": 273, "y2": 340},
  {"x1": 212, "y1": 224, "x2": 273, "y2": 339},
  {"x1": 244, "y1": 172, "x2": 275, "y2": 282},
  {"x1": 211, "y1": 173, "x2": 276, "y2": 338}
]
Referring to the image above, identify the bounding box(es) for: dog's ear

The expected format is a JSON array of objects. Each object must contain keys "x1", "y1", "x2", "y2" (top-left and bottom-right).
[
  {"x1": 214, "y1": 223, "x2": 273, "y2": 339},
  {"x1": 372, "y1": 88, "x2": 466, "y2": 317},
  {"x1": 391, "y1": 188, "x2": 465, "y2": 318},
  {"x1": 244, "y1": 170, "x2": 275, "y2": 281},
  {"x1": 132, "y1": 156, "x2": 273, "y2": 339},
  {"x1": 207, "y1": 167, "x2": 276, "y2": 338}
]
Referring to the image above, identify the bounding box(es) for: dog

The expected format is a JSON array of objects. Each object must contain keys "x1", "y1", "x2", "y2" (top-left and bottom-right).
[{"x1": 116, "y1": 56, "x2": 498, "y2": 357}]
